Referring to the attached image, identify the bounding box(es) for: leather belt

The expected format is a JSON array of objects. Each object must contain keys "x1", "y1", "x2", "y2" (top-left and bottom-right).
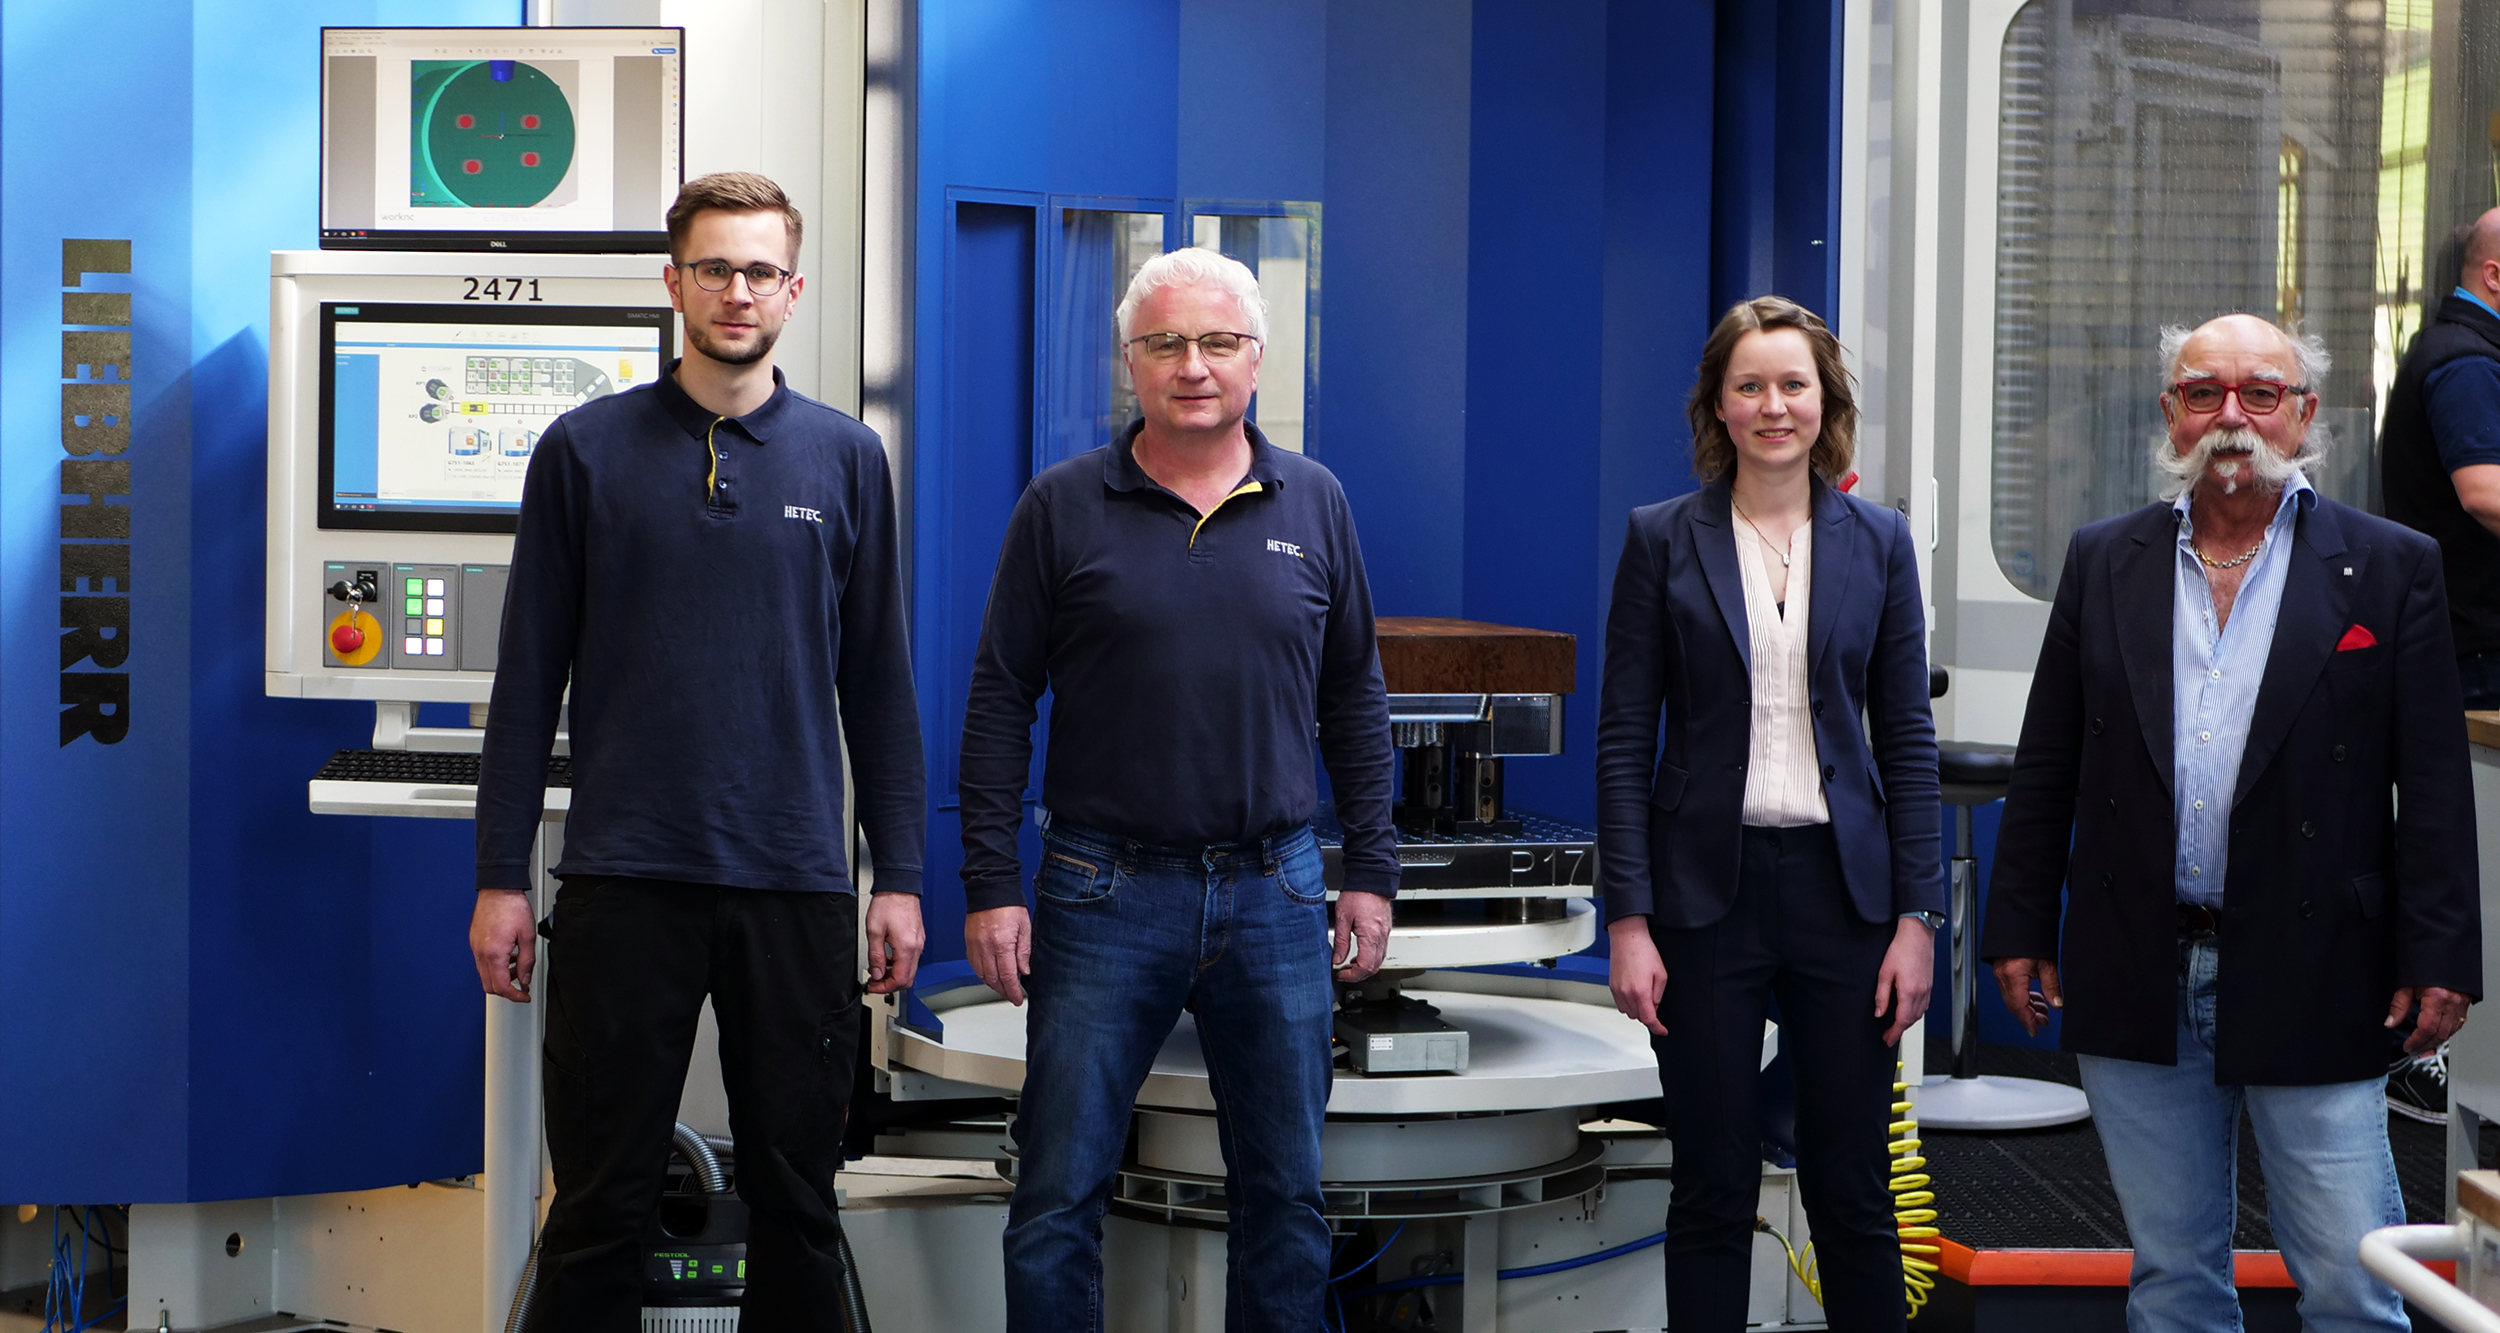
[{"x1": 2176, "y1": 902, "x2": 2223, "y2": 936}]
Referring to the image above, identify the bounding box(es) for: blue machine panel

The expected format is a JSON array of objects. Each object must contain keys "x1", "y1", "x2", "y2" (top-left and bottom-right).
[{"x1": 0, "y1": 0, "x2": 512, "y2": 1204}]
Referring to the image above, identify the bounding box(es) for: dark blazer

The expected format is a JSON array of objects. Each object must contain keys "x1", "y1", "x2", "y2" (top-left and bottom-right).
[
  {"x1": 1983, "y1": 497, "x2": 2482, "y2": 1085},
  {"x1": 1597, "y1": 480, "x2": 1947, "y2": 929}
]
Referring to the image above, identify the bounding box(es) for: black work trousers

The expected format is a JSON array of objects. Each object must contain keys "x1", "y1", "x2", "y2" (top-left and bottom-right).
[
  {"x1": 529, "y1": 876, "x2": 862, "y2": 1333},
  {"x1": 1652, "y1": 824, "x2": 1906, "y2": 1333}
]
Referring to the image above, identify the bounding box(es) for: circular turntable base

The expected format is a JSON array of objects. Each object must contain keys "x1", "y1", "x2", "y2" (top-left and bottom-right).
[{"x1": 897, "y1": 974, "x2": 1661, "y2": 1117}]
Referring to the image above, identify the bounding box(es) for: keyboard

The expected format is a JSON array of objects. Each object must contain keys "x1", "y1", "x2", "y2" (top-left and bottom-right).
[{"x1": 314, "y1": 748, "x2": 574, "y2": 787}]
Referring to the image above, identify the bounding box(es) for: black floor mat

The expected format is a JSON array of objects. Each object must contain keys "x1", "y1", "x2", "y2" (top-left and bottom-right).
[{"x1": 1918, "y1": 1037, "x2": 2477, "y2": 1251}]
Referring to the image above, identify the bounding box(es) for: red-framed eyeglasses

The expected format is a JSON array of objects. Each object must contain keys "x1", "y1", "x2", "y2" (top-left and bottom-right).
[{"x1": 2167, "y1": 380, "x2": 2311, "y2": 415}]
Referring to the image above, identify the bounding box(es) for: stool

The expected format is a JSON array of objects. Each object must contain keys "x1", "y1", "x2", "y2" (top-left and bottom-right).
[{"x1": 1917, "y1": 740, "x2": 2092, "y2": 1130}]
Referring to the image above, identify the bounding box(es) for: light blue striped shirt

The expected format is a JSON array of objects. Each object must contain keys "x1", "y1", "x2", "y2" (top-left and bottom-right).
[{"x1": 2172, "y1": 473, "x2": 2313, "y2": 908}]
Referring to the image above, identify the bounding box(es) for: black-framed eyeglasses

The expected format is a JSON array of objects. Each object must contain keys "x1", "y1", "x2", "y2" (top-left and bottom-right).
[
  {"x1": 2168, "y1": 379, "x2": 2311, "y2": 415},
  {"x1": 1126, "y1": 331, "x2": 1260, "y2": 363},
  {"x1": 678, "y1": 259, "x2": 796, "y2": 296}
]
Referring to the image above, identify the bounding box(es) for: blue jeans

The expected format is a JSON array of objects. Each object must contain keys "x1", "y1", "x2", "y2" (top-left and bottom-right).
[
  {"x1": 1003, "y1": 811, "x2": 1337, "y2": 1333},
  {"x1": 2077, "y1": 937, "x2": 2405, "y2": 1333}
]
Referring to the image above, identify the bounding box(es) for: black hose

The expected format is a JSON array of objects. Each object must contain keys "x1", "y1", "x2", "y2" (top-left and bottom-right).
[{"x1": 835, "y1": 1222, "x2": 874, "y2": 1333}]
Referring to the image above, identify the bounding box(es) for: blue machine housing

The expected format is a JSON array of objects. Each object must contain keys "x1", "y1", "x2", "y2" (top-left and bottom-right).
[
  {"x1": 0, "y1": 0, "x2": 517, "y2": 1204},
  {"x1": 0, "y1": 0, "x2": 1851, "y2": 1201}
]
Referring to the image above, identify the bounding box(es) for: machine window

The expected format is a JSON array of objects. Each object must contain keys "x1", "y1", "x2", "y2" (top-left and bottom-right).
[
  {"x1": 1191, "y1": 213, "x2": 1314, "y2": 453},
  {"x1": 1050, "y1": 209, "x2": 1167, "y2": 465},
  {"x1": 1987, "y1": 0, "x2": 2494, "y2": 596}
]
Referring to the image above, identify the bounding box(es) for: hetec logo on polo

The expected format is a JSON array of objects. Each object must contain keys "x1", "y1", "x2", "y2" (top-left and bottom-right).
[
  {"x1": 1267, "y1": 538, "x2": 1303, "y2": 559},
  {"x1": 785, "y1": 504, "x2": 822, "y2": 524}
]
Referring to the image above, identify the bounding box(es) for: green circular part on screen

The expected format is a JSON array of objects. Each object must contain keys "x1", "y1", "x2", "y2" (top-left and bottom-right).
[{"x1": 410, "y1": 60, "x2": 576, "y2": 209}]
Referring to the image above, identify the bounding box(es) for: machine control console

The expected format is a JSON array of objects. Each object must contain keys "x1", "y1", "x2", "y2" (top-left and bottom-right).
[{"x1": 317, "y1": 559, "x2": 509, "y2": 673}]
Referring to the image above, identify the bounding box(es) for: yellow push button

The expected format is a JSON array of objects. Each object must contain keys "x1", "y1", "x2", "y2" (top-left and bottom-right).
[{"x1": 425, "y1": 617, "x2": 445, "y2": 635}]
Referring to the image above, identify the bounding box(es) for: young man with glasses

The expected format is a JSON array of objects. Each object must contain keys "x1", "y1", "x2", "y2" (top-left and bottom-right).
[
  {"x1": 471, "y1": 171, "x2": 926, "y2": 1332},
  {"x1": 957, "y1": 247, "x2": 1398, "y2": 1331},
  {"x1": 1985, "y1": 313, "x2": 2478, "y2": 1333}
]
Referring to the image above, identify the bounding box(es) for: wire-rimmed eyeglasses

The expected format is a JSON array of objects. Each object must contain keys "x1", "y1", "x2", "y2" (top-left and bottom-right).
[
  {"x1": 678, "y1": 259, "x2": 796, "y2": 297},
  {"x1": 1126, "y1": 331, "x2": 1260, "y2": 363},
  {"x1": 2168, "y1": 380, "x2": 2311, "y2": 415}
]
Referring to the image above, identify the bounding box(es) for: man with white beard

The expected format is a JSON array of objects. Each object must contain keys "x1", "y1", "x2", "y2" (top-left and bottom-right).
[{"x1": 1982, "y1": 314, "x2": 2481, "y2": 1332}]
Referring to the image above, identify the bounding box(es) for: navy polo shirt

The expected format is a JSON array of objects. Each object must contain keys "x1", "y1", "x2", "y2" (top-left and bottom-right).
[
  {"x1": 475, "y1": 363, "x2": 927, "y2": 896},
  {"x1": 2429, "y1": 287, "x2": 2500, "y2": 472},
  {"x1": 957, "y1": 421, "x2": 1399, "y2": 912}
]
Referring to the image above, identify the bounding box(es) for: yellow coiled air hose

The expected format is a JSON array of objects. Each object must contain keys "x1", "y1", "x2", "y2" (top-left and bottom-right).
[{"x1": 1757, "y1": 1061, "x2": 1940, "y2": 1319}]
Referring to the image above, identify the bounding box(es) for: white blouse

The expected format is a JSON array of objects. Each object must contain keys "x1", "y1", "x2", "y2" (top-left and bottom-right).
[{"x1": 1733, "y1": 515, "x2": 1830, "y2": 828}]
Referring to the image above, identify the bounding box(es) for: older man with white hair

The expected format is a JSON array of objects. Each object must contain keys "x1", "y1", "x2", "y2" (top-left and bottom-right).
[
  {"x1": 956, "y1": 247, "x2": 1397, "y2": 1331},
  {"x1": 1983, "y1": 312, "x2": 2480, "y2": 1331}
]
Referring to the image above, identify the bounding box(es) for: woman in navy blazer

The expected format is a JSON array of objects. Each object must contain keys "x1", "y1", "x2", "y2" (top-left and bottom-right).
[{"x1": 1598, "y1": 296, "x2": 1947, "y2": 1332}]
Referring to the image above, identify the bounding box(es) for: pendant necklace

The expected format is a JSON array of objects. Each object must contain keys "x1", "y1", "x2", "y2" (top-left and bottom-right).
[{"x1": 1731, "y1": 502, "x2": 1795, "y2": 568}]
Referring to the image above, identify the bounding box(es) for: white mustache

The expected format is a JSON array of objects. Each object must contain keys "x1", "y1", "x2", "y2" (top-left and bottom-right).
[{"x1": 2152, "y1": 424, "x2": 2320, "y2": 499}]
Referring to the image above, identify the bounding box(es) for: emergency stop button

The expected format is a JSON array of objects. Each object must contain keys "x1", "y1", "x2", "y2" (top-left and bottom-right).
[{"x1": 327, "y1": 607, "x2": 383, "y2": 667}]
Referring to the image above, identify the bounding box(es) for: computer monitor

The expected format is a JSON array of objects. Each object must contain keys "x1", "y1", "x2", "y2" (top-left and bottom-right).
[
  {"x1": 321, "y1": 27, "x2": 684, "y2": 253},
  {"x1": 319, "y1": 301, "x2": 673, "y2": 534}
]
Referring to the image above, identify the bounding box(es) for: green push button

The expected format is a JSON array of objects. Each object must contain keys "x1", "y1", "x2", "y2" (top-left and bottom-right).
[
  {"x1": 406, "y1": 598, "x2": 423, "y2": 615},
  {"x1": 405, "y1": 578, "x2": 423, "y2": 594}
]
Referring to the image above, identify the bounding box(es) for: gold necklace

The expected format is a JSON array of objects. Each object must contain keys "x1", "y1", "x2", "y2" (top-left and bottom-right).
[
  {"x1": 2195, "y1": 536, "x2": 2265, "y2": 570},
  {"x1": 1731, "y1": 502, "x2": 1796, "y2": 568}
]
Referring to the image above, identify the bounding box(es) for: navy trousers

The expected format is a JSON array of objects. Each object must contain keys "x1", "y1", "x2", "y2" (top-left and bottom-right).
[{"x1": 1651, "y1": 824, "x2": 1908, "y2": 1333}]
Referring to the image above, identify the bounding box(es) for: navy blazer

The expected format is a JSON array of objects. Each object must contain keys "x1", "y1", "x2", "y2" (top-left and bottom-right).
[
  {"x1": 1982, "y1": 498, "x2": 2482, "y2": 1085},
  {"x1": 1597, "y1": 480, "x2": 1947, "y2": 928}
]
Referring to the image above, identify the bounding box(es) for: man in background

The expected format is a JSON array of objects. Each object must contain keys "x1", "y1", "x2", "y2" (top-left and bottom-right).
[{"x1": 2379, "y1": 207, "x2": 2500, "y2": 1123}]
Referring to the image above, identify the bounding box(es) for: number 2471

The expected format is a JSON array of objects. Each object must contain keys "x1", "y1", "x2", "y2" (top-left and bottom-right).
[{"x1": 462, "y1": 277, "x2": 542, "y2": 302}]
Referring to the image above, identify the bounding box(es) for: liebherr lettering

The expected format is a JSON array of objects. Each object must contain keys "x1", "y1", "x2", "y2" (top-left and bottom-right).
[{"x1": 60, "y1": 239, "x2": 132, "y2": 746}]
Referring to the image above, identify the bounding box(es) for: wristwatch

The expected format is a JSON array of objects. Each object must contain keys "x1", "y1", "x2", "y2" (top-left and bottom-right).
[{"x1": 1903, "y1": 910, "x2": 1948, "y2": 932}]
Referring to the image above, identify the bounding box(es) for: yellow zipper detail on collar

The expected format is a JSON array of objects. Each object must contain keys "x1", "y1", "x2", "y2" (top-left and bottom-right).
[
  {"x1": 1189, "y1": 481, "x2": 1265, "y2": 549},
  {"x1": 705, "y1": 417, "x2": 725, "y2": 501}
]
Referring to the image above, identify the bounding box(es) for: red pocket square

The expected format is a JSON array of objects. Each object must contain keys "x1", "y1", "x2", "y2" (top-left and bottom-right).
[{"x1": 2336, "y1": 624, "x2": 2378, "y2": 652}]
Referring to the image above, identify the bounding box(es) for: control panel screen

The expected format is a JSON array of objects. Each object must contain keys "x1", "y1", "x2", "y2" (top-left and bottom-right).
[
  {"x1": 321, "y1": 27, "x2": 683, "y2": 252},
  {"x1": 318, "y1": 302, "x2": 672, "y2": 533}
]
